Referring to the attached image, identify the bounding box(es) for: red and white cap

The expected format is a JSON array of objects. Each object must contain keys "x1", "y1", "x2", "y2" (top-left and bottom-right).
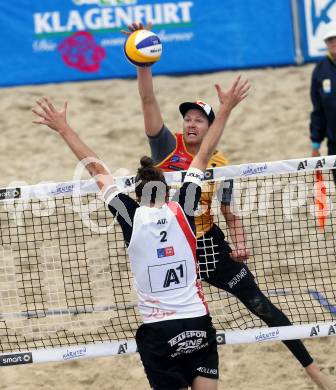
[{"x1": 179, "y1": 101, "x2": 215, "y2": 124}]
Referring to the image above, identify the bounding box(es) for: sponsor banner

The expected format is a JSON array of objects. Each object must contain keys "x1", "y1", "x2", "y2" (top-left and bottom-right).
[
  {"x1": 0, "y1": 0, "x2": 296, "y2": 86},
  {"x1": 0, "y1": 322, "x2": 334, "y2": 365},
  {"x1": 298, "y1": 0, "x2": 336, "y2": 59},
  {"x1": 168, "y1": 155, "x2": 336, "y2": 184},
  {"x1": 0, "y1": 180, "x2": 98, "y2": 202},
  {"x1": 0, "y1": 188, "x2": 21, "y2": 200},
  {"x1": 1, "y1": 340, "x2": 138, "y2": 365},
  {"x1": 0, "y1": 352, "x2": 33, "y2": 366},
  {"x1": 222, "y1": 322, "x2": 336, "y2": 345},
  {"x1": 1, "y1": 156, "x2": 336, "y2": 204}
]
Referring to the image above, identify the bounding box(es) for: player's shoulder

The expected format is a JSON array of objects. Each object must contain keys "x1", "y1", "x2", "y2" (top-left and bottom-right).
[{"x1": 209, "y1": 151, "x2": 229, "y2": 167}]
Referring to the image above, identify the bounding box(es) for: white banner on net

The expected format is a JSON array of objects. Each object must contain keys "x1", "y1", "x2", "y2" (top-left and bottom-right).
[
  {"x1": 0, "y1": 155, "x2": 335, "y2": 202},
  {"x1": 0, "y1": 322, "x2": 335, "y2": 366}
]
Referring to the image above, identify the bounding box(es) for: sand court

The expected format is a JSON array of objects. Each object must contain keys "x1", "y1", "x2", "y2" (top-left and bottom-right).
[{"x1": 0, "y1": 64, "x2": 336, "y2": 389}]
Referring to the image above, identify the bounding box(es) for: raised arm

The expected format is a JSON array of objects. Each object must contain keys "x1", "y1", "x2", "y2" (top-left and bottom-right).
[
  {"x1": 191, "y1": 76, "x2": 250, "y2": 172},
  {"x1": 122, "y1": 22, "x2": 164, "y2": 136},
  {"x1": 32, "y1": 97, "x2": 114, "y2": 192}
]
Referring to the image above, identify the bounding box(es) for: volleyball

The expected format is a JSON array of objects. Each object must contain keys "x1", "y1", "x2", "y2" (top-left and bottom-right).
[{"x1": 124, "y1": 30, "x2": 162, "y2": 67}]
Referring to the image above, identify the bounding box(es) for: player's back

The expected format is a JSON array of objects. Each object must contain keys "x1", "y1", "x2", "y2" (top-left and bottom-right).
[{"x1": 127, "y1": 202, "x2": 208, "y2": 323}]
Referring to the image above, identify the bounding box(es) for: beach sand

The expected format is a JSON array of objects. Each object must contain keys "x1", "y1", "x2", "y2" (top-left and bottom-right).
[{"x1": 1, "y1": 64, "x2": 336, "y2": 389}]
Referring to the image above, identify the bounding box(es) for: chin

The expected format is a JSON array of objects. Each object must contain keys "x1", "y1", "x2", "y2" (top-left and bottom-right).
[{"x1": 185, "y1": 135, "x2": 201, "y2": 145}]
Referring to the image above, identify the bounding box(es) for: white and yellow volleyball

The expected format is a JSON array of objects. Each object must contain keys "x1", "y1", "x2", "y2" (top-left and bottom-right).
[{"x1": 124, "y1": 30, "x2": 162, "y2": 67}]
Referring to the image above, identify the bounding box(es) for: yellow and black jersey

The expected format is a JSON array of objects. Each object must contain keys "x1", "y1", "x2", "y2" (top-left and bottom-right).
[{"x1": 156, "y1": 133, "x2": 229, "y2": 237}]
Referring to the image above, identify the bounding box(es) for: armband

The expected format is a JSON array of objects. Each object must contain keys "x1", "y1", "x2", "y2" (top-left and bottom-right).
[
  {"x1": 102, "y1": 184, "x2": 121, "y2": 204},
  {"x1": 184, "y1": 167, "x2": 204, "y2": 186}
]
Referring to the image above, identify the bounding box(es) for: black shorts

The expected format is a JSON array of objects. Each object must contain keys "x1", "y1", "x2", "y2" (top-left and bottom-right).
[
  {"x1": 197, "y1": 224, "x2": 255, "y2": 293},
  {"x1": 136, "y1": 315, "x2": 218, "y2": 390}
]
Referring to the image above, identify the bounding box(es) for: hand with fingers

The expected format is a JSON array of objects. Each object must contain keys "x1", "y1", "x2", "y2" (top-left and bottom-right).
[
  {"x1": 32, "y1": 97, "x2": 69, "y2": 133},
  {"x1": 121, "y1": 21, "x2": 152, "y2": 36},
  {"x1": 230, "y1": 247, "x2": 250, "y2": 262},
  {"x1": 215, "y1": 75, "x2": 250, "y2": 112},
  {"x1": 32, "y1": 97, "x2": 106, "y2": 176}
]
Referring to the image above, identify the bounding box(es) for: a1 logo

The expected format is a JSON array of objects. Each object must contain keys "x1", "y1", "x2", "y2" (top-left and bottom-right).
[{"x1": 163, "y1": 264, "x2": 184, "y2": 288}]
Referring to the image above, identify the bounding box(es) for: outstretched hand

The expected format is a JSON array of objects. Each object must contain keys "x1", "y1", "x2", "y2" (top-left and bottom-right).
[
  {"x1": 121, "y1": 21, "x2": 152, "y2": 36},
  {"x1": 215, "y1": 75, "x2": 250, "y2": 112},
  {"x1": 32, "y1": 97, "x2": 69, "y2": 132}
]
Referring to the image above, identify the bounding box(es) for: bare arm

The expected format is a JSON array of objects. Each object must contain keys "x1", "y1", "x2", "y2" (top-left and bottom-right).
[
  {"x1": 122, "y1": 22, "x2": 163, "y2": 136},
  {"x1": 191, "y1": 76, "x2": 250, "y2": 172},
  {"x1": 137, "y1": 67, "x2": 164, "y2": 136},
  {"x1": 32, "y1": 97, "x2": 114, "y2": 192},
  {"x1": 221, "y1": 205, "x2": 250, "y2": 262}
]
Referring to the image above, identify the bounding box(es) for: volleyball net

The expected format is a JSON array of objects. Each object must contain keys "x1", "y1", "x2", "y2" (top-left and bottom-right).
[{"x1": 0, "y1": 156, "x2": 335, "y2": 366}]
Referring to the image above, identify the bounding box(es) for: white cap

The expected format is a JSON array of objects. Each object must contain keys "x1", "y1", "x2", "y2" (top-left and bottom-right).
[{"x1": 323, "y1": 27, "x2": 336, "y2": 41}]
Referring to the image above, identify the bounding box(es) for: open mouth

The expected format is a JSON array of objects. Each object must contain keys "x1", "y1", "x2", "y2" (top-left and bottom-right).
[{"x1": 187, "y1": 131, "x2": 197, "y2": 137}]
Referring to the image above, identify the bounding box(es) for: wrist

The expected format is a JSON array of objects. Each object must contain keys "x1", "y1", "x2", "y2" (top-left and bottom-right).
[
  {"x1": 217, "y1": 106, "x2": 232, "y2": 117},
  {"x1": 58, "y1": 123, "x2": 72, "y2": 135},
  {"x1": 137, "y1": 66, "x2": 151, "y2": 74},
  {"x1": 311, "y1": 142, "x2": 321, "y2": 150},
  {"x1": 235, "y1": 242, "x2": 247, "y2": 250}
]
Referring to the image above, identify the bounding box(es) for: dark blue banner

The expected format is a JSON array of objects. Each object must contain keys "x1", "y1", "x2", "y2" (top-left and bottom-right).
[{"x1": 0, "y1": 1, "x2": 296, "y2": 86}]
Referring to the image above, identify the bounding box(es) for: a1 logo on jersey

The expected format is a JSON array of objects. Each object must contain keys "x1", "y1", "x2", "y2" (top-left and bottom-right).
[
  {"x1": 157, "y1": 246, "x2": 175, "y2": 258},
  {"x1": 148, "y1": 260, "x2": 187, "y2": 293}
]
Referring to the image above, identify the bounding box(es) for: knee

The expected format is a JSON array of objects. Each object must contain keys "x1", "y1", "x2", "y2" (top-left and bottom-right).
[
  {"x1": 246, "y1": 295, "x2": 274, "y2": 321},
  {"x1": 244, "y1": 293, "x2": 291, "y2": 326}
]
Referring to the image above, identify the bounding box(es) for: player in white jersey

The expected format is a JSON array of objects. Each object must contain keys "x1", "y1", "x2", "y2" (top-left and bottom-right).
[
  {"x1": 32, "y1": 75, "x2": 249, "y2": 390},
  {"x1": 124, "y1": 181, "x2": 208, "y2": 323}
]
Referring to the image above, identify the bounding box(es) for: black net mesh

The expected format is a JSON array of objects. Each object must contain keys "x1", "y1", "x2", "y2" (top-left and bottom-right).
[{"x1": 0, "y1": 169, "x2": 335, "y2": 353}]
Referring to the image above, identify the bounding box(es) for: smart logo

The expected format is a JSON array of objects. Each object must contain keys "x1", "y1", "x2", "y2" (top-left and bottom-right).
[{"x1": 0, "y1": 353, "x2": 33, "y2": 366}]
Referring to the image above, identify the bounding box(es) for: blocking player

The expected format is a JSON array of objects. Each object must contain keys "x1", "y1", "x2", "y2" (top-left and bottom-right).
[
  {"x1": 32, "y1": 74, "x2": 248, "y2": 389},
  {"x1": 123, "y1": 21, "x2": 336, "y2": 390}
]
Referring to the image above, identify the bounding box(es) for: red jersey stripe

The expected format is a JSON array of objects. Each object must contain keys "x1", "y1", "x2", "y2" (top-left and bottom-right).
[{"x1": 167, "y1": 202, "x2": 209, "y2": 313}]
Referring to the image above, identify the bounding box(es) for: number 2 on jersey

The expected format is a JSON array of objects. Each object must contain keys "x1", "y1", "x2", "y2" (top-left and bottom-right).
[{"x1": 160, "y1": 231, "x2": 167, "y2": 242}]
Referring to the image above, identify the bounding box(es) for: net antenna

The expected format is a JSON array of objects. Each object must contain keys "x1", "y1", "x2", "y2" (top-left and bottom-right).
[{"x1": 0, "y1": 156, "x2": 335, "y2": 366}]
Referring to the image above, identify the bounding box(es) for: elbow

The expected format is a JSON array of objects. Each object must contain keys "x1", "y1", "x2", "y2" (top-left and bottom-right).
[{"x1": 139, "y1": 93, "x2": 155, "y2": 105}]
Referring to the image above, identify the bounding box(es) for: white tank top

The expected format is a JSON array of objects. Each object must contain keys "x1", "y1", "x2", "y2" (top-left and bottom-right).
[{"x1": 127, "y1": 201, "x2": 208, "y2": 323}]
